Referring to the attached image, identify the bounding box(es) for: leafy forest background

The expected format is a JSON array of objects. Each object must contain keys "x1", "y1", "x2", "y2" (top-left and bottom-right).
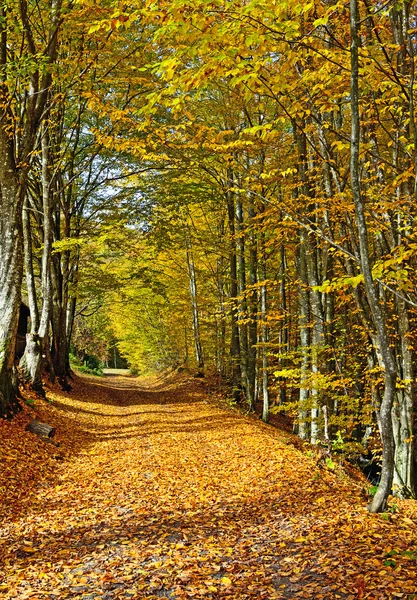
[{"x1": 1, "y1": 0, "x2": 417, "y2": 513}]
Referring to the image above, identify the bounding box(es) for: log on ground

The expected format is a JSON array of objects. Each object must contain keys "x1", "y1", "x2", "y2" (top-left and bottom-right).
[{"x1": 25, "y1": 419, "x2": 56, "y2": 438}]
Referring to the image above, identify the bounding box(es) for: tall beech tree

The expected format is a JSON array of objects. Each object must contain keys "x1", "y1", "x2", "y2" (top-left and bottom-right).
[{"x1": 349, "y1": 0, "x2": 396, "y2": 512}]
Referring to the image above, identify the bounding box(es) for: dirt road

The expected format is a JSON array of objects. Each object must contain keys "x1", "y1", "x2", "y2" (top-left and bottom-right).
[{"x1": 1, "y1": 373, "x2": 416, "y2": 599}]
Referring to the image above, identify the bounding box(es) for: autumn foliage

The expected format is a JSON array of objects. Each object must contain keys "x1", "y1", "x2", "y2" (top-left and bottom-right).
[{"x1": 1, "y1": 372, "x2": 417, "y2": 599}]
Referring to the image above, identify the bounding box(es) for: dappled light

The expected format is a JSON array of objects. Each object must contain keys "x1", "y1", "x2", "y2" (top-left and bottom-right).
[
  {"x1": 2, "y1": 0, "x2": 417, "y2": 596},
  {"x1": 1, "y1": 373, "x2": 417, "y2": 599}
]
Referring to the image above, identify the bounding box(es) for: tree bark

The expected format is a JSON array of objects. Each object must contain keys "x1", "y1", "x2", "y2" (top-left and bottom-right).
[
  {"x1": 247, "y1": 198, "x2": 258, "y2": 407},
  {"x1": 26, "y1": 419, "x2": 56, "y2": 438},
  {"x1": 350, "y1": 0, "x2": 396, "y2": 513},
  {"x1": 236, "y1": 195, "x2": 250, "y2": 402},
  {"x1": 298, "y1": 234, "x2": 310, "y2": 440},
  {"x1": 392, "y1": 300, "x2": 415, "y2": 497},
  {"x1": 227, "y1": 172, "x2": 241, "y2": 397},
  {"x1": 185, "y1": 233, "x2": 204, "y2": 374},
  {"x1": 259, "y1": 222, "x2": 269, "y2": 422}
]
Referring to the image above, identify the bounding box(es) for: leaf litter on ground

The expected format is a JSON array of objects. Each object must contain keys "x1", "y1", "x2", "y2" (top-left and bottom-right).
[{"x1": 1, "y1": 371, "x2": 417, "y2": 599}]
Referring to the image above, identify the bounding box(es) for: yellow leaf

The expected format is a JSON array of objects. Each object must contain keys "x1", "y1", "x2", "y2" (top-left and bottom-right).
[
  {"x1": 221, "y1": 576, "x2": 232, "y2": 586},
  {"x1": 294, "y1": 537, "x2": 307, "y2": 543}
]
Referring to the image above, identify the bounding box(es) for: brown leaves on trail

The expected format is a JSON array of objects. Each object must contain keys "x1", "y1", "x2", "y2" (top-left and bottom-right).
[
  {"x1": 1, "y1": 372, "x2": 417, "y2": 599},
  {"x1": 0, "y1": 400, "x2": 62, "y2": 515}
]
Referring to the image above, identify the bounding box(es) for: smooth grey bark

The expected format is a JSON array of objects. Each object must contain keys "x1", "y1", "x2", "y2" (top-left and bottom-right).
[
  {"x1": 305, "y1": 240, "x2": 325, "y2": 445},
  {"x1": 392, "y1": 299, "x2": 415, "y2": 497},
  {"x1": 215, "y1": 218, "x2": 226, "y2": 376},
  {"x1": 278, "y1": 242, "x2": 288, "y2": 405},
  {"x1": 247, "y1": 199, "x2": 258, "y2": 407},
  {"x1": 20, "y1": 125, "x2": 54, "y2": 391},
  {"x1": 236, "y1": 196, "x2": 250, "y2": 402},
  {"x1": 0, "y1": 3, "x2": 25, "y2": 414},
  {"x1": 0, "y1": 161, "x2": 24, "y2": 416},
  {"x1": 389, "y1": 2, "x2": 415, "y2": 498},
  {"x1": 185, "y1": 234, "x2": 204, "y2": 374},
  {"x1": 259, "y1": 224, "x2": 269, "y2": 422},
  {"x1": 227, "y1": 172, "x2": 241, "y2": 396},
  {"x1": 350, "y1": 0, "x2": 397, "y2": 513},
  {"x1": 298, "y1": 233, "x2": 310, "y2": 440},
  {"x1": 22, "y1": 198, "x2": 40, "y2": 332}
]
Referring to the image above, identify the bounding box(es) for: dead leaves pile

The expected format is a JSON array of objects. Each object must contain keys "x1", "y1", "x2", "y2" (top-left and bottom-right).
[{"x1": 1, "y1": 372, "x2": 417, "y2": 599}]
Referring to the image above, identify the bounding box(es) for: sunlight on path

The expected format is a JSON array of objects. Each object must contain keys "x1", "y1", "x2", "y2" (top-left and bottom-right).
[{"x1": 1, "y1": 373, "x2": 416, "y2": 599}]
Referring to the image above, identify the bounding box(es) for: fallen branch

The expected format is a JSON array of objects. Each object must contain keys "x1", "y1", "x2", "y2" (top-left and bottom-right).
[{"x1": 25, "y1": 419, "x2": 56, "y2": 439}]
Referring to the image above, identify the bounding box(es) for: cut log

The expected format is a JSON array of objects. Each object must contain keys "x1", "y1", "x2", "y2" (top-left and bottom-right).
[{"x1": 25, "y1": 419, "x2": 56, "y2": 438}]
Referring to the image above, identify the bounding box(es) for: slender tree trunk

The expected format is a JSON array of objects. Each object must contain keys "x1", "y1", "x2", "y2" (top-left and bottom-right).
[
  {"x1": 236, "y1": 196, "x2": 250, "y2": 402},
  {"x1": 185, "y1": 235, "x2": 204, "y2": 374},
  {"x1": 20, "y1": 125, "x2": 54, "y2": 391},
  {"x1": 278, "y1": 242, "x2": 288, "y2": 405},
  {"x1": 51, "y1": 250, "x2": 69, "y2": 389},
  {"x1": 20, "y1": 196, "x2": 43, "y2": 392},
  {"x1": 227, "y1": 173, "x2": 241, "y2": 396},
  {"x1": 259, "y1": 207, "x2": 270, "y2": 423},
  {"x1": 247, "y1": 198, "x2": 257, "y2": 407},
  {"x1": 216, "y1": 219, "x2": 226, "y2": 376},
  {"x1": 259, "y1": 223, "x2": 269, "y2": 422},
  {"x1": 392, "y1": 300, "x2": 415, "y2": 497},
  {"x1": 306, "y1": 245, "x2": 324, "y2": 445},
  {"x1": 350, "y1": 0, "x2": 396, "y2": 513},
  {"x1": 298, "y1": 234, "x2": 310, "y2": 440}
]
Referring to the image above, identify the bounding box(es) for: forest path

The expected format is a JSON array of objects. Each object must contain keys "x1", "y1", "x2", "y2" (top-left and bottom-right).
[{"x1": 1, "y1": 373, "x2": 417, "y2": 599}]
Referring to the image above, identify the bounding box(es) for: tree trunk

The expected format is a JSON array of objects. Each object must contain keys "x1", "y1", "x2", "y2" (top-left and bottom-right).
[
  {"x1": 0, "y1": 123, "x2": 25, "y2": 417},
  {"x1": 260, "y1": 225, "x2": 269, "y2": 422},
  {"x1": 21, "y1": 124, "x2": 55, "y2": 391},
  {"x1": 247, "y1": 198, "x2": 258, "y2": 407},
  {"x1": 0, "y1": 204, "x2": 23, "y2": 416},
  {"x1": 278, "y1": 242, "x2": 288, "y2": 405},
  {"x1": 51, "y1": 253, "x2": 70, "y2": 389},
  {"x1": 350, "y1": 0, "x2": 396, "y2": 513},
  {"x1": 298, "y1": 234, "x2": 310, "y2": 440},
  {"x1": 227, "y1": 173, "x2": 241, "y2": 397},
  {"x1": 236, "y1": 196, "x2": 250, "y2": 402},
  {"x1": 20, "y1": 198, "x2": 43, "y2": 391},
  {"x1": 215, "y1": 219, "x2": 226, "y2": 376},
  {"x1": 392, "y1": 300, "x2": 415, "y2": 497},
  {"x1": 185, "y1": 235, "x2": 204, "y2": 374}
]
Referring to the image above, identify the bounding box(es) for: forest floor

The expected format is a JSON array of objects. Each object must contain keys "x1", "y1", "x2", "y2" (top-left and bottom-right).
[{"x1": 1, "y1": 372, "x2": 417, "y2": 600}]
